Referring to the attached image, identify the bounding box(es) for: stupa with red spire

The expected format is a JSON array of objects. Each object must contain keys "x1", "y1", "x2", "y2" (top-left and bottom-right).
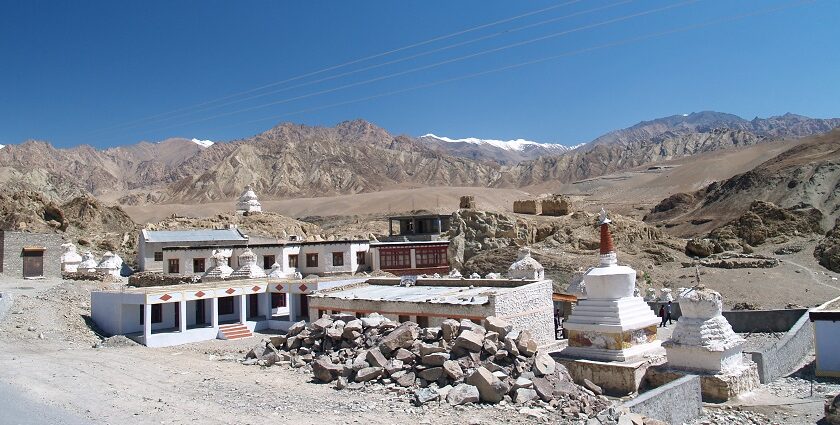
[{"x1": 560, "y1": 208, "x2": 663, "y2": 362}]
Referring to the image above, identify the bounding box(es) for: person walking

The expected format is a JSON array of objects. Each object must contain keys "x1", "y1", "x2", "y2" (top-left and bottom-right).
[
  {"x1": 665, "y1": 300, "x2": 674, "y2": 325},
  {"x1": 658, "y1": 305, "x2": 666, "y2": 328}
]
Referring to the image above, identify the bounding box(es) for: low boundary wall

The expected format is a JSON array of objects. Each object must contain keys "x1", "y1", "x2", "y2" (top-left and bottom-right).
[
  {"x1": 748, "y1": 311, "x2": 815, "y2": 383},
  {"x1": 624, "y1": 375, "x2": 702, "y2": 424},
  {"x1": 724, "y1": 309, "x2": 808, "y2": 333},
  {"x1": 0, "y1": 292, "x2": 12, "y2": 322}
]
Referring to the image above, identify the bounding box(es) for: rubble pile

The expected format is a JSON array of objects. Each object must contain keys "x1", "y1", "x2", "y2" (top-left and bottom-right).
[
  {"x1": 242, "y1": 314, "x2": 630, "y2": 422},
  {"x1": 128, "y1": 271, "x2": 199, "y2": 287},
  {"x1": 61, "y1": 270, "x2": 119, "y2": 282}
]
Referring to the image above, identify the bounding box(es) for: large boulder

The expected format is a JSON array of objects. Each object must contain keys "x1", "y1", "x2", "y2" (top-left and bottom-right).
[
  {"x1": 484, "y1": 316, "x2": 512, "y2": 338},
  {"x1": 378, "y1": 322, "x2": 419, "y2": 354},
  {"x1": 355, "y1": 366, "x2": 383, "y2": 382},
  {"x1": 312, "y1": 357, "x2": 344, "y2": 383},
  {"x1": 465, "y1": 366, "x2": 509, "y2": 403},
  {"x1": 685, "y1": 238, "x2": 715, "y2": 258},
  {"x1": 447, "y1": 384, "x2": 480, "y2": 405},
  {"x1": 515, "y1": 330, "x2": 537, "y2": 357},
  {"x1": 827, "y1": 394, "x2": 840, "y2": 425},
  {"x1": 441, "y1": 319, "x2": 460, "y2": 341},
  {"x1": 533, "y1": 352, "x2": 556, "y2": 376},
  {"x1": 453, "y1": 330, "x2": 484, "y2": 352}
]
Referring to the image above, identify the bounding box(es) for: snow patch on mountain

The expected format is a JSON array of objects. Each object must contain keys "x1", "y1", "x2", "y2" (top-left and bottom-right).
[
  {"x1": 0, "y1": 144, "x2": 5, "y2": 150},
  {"x1": 421, "y1": 134, "x2": 569, "y2": 152},
  {"x1": 191, "y1": 138, "x2": 214, "y2": 148}
]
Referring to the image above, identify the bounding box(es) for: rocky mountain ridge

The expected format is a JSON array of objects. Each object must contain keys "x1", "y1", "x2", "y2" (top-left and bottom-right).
[{"x1": 1, "y1": 112, "x2": 837, "y2": 205}]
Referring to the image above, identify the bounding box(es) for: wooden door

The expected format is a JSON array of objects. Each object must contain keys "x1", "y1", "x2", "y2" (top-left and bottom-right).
[{"x1": 22, "y1": 250, "x2": 44, "y2": 278}]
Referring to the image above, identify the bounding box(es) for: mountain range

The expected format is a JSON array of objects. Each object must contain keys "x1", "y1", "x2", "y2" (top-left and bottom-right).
[{"x1": 0, "y1": 111, "x2": 838, "y2": 205}]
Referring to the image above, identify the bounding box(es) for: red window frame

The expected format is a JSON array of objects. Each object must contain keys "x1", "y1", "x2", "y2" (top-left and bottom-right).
[{"x1": 380, "y1": 248, "x2": 411, "y2": 269}]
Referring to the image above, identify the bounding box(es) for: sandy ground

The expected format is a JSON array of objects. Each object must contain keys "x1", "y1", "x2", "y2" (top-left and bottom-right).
[{"x1": 0, "y1": 276, "x2": 838, "y2": 424}]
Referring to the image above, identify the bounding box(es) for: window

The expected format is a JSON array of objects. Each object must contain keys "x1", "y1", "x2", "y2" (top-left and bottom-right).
[
  {"x1": 356, "y1": 251, "x2": 366, "y2": 265},
  {"x1": 140, "y1": 304, "x2": 163, "y2": 324},
  {"x1": 263, "y1": 255, "x2": 275, "y2": 270},
  {"x1": 306, "y1": 253, "x2": 318, "y2": 268},
  {"x1": 332, "y1": 252, "x2": 344, "y2": 267},
  {"x1": 380, "y1": 249, "x2": 410, "y2": 269},
  {"x1": 154, "y1": 252, "x2": 163, "y2": 262},
  {"x1": 416, "y1": 246, "x2": 448, "y2": 267},
  {"x1": 417, "y1": 316, "x2": 429, "y2": 328},
  {"x1": 218, "y1": 297, "x2": 234, "y2": 315},
  {"x1": 193, "y1": 258, "x2": 205, "y2": 273},
  {"x1": 288, "y1": 254, "x2": 299, "y2": 268},
  {"x1": 271, "y1": 293, "x2": 287, "y2": 308},
  {"x1": 168, "y1": 259, "x2": 179, "y2": 274},
  {"x1": 398, "y1": 315, "x2": 409, "y2": 323}
]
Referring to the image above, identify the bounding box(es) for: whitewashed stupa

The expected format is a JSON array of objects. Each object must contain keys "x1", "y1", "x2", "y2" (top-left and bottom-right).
[
  {"x1": 507, "y1": 247, "x2": 545, "y2": 280},
  {"x1": 96, "y1": 251, "x2": 122, "y2": 278},
  {"x1": 236, "y1": 185, "x2": 262, "y2": 215},
  {"x1": 664, "y1": 286, "x2": 750, "y2": 373},
  {"x1": 60, "y1": 243, "x2": 82, "y2": 272},
  {"x1": 267, "y1": 262, "x2": 285, "y2": 279},
  {"x1": 561, "y1": 209, "x2": 662, "y2": 362},
  {"x1": 230, "y1": 248, "x2": 267, "y2": 279},
  {"x1": 79, "y1": 251, "x2": 98, "y2": 273},
  {"x1": 202, "y1": 249, "x2": 234, "y2": 280}
]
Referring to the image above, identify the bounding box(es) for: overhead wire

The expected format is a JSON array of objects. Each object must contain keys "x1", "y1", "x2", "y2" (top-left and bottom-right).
[
  {"x1": 125, "y1": 0, "x2": 701, "y2": 137},
  {"x1": 102, "y1": 0, "x2": 635, "y2": 131},
  {"x1": 86, "y1": 0, "x2": 585, "y2": 135},
  {"x1": 219, "y1": 0, "x2": 816, "y2": 131}
]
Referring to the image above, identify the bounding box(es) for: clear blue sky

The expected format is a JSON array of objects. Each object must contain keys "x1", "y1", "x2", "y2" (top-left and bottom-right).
[{"x1": 1, "y1": 0, "x2": 838, "y2": 148}]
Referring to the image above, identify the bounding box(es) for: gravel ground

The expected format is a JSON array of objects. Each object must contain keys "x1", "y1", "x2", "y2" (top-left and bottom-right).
[{"x1": 738, "y1": 332, "x2": 785, "y2": 352}]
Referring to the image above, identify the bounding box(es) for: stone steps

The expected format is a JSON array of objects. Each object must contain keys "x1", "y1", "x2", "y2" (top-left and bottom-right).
[{"x1": 218, "y1": 323, "x2": 253, "y2": 340}]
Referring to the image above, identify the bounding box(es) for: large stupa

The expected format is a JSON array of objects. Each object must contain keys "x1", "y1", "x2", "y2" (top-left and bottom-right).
[{"x1": 561, "y1": 209, "x2": 662, "y2": 362}]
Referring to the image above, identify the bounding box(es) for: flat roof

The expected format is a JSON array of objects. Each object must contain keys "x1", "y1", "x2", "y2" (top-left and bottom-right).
[
  {"x1": 143, "y1": 229, "x2": 247, "y2": 243},
  {"x1": 370, "y1": 240, "x2": 449, "y2": 247},
  {"x1": 98, "y1": 275, "x2": 366, "y2": 295},
  {"x1": 161, "y1": 239, "x2": 370, "y2": 251},
  {"x1": 311, "y1": 283, "x2": 499, "y2": 305},
  {"x1": 388, "y1": 214, "x2": 450, "y2": 220}
]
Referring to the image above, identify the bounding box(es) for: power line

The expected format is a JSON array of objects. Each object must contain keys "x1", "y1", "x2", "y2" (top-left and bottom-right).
[
  {"x1": 104, "y1": 0, "x2": 635, "y2": 132},
  {"x1": 125, "y1": 0, "x2": 700, "y2": 137},
  {"x1": 86, "y1": 0, "x2": 585, "y2": 135},
  {"x1": 219, "y1": 0, "x2": 816, "y2": 131}
]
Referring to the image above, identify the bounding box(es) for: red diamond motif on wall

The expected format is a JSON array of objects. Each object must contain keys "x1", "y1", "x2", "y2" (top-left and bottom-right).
[
  {"x1": 252, "y1": 286, "x2": 261, "y2": 292},
  {"x1": 298, "y1": 284, "x2": 308, "y2": 293},
  {"x1": 195, "y1": 291, "x2": 205, "y2": 298},
  {"x1": 275, "y1": 284, "x2": 284, "y2": 292},
  {"x1": 225, "y1": 288, "x2": 235, "y2": 295},
  {"x1": 160, "y1": 294, "x2": 172, "y2": 301}
]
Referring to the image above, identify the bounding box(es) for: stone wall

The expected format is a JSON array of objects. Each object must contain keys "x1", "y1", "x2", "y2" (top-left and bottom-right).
[
  {"x1": 492, "y1": 280, "x2": 554, "y2": 345},
  {"x1": 750, "y1": 311, "x2": 815, "y2": 383},
  {"x1": 541, "y1": 196, "x2": 571, "y2": 216},
  {"x1": 128, "y1": 271, "x2": 199, "y2": 287},
  {"x1": 0, "y1": 231, "x2": 64, "y2": 278},
  {"x1": 624, "y1": 375, "x2": 703, "y2": 424},
  {"x1": 62, "y1": 271, "x2": 120, "y2": 283},
  {"x1": 724, "y1": 309, "x2": 808, "y2": 333},
  {"x1": 513, "y1": 200, "x2": 541, "y2": 215},
  {"x1": 459, "y1": 195, "x2": 475, "y2": 209}
]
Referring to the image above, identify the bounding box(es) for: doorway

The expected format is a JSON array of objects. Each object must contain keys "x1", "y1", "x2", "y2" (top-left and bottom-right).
[{"x1": 22, "y1": 249, "x2": 44, "y2": 278}]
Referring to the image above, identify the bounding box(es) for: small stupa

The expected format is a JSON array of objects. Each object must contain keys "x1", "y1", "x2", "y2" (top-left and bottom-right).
[
  {"x1": 230, "y1": 248, "x2": 267, "y2": 279},
  {"x1": 202, "y1": 249, "x2": 234, "y2": 280},
  {"x1": 97, "y1": 252, "x2": 122, "y2": 278},
  {"x1": 507, "y1": 247, "x2": 545, "y2": 280},
  {"x1": 659, "y1": 285, "x2": 759, "y2": 400},
  {"x1": 60, "y1": 243, "x2": 82, "y2": 272},
  {"x1": 267, "y1": 262, "x2": 286, "y2": 279},
  {"x1": 79, "y1": 251, "x2": 98, "y2": 273},
  {"x1": 236, "y1": 185, "x2": 262, "y2": 215},
  {"x1": 561, "y1": 208, "x2": 662, "y2": 362}
]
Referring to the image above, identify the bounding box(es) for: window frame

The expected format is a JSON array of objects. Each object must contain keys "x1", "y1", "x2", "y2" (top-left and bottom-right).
[
  {"x1": 167, "y1": 258, "x2": 180, "y2": 274},
  {"x1": 288, "y1": 254, "x2": 299, "y2": 268},
  {"x1": 306, "y1": 253, "x2": 318, "y2": 268},
  {"x1": 263, "y1": 254, "x2": 275, "y2": 270},
  {"x1": 154, "y1": 251, "x2": 163, "y2": 262},
  {"x1": 332, "y1": 252, "x2": 344, "y2": 267},
  {"x1": 356, "y1": 251, "x2": 366, "y2": 265},
  {"x1": 192, "y1": 258, "x2": 205, "y2": 273}
]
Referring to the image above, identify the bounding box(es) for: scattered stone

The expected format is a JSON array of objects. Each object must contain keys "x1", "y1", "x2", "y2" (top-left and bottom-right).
[
  {"x1": 533, "y1": 352, "x2": 556, "y2": 376},
  {"x1": 414, "y1": 387, "x2": 439, "y2": 405},
  {"x1": 484, "y1": 316, "x2": 512, "y2": 338},
  {"x1": 583, "y1": 379, "x2": 603, "y2": 395},
  {"x1": 514, "y1": 388, "x2": 539, "y2": 404},
  {"x1": 466, "y1": 367, "x2": 508, "y2": 403},
  {"x1": 312, "y1": 357, "x2": 343, "y2": 383},
  {"x1": 355, "y1": 366, "x2": 383, "y2": 382},
  {"x1": 453, "y1": 330, "x2": 484, "y2": 352}
]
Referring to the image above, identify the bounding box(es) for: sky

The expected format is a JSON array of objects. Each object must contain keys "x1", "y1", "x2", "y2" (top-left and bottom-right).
[{"x1": 1, "y1": 0, "x2": 838, "y2": 148}]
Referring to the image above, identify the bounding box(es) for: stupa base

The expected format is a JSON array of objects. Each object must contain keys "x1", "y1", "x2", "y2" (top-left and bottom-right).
[
  {"x1": 646, "y1": 359, "x2": 760, "y2": 402},
  {"x1": 553, "y1": 350, "x2": 667, "y2": 396}
]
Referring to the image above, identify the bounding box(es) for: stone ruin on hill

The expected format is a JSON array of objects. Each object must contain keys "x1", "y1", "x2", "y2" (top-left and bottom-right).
[
  {"x1": 513, "y1": 195, "x2": 572, "y2": 216},
  {"x1": 240, "y1": 314, "x2": 662, "y2": 423}
]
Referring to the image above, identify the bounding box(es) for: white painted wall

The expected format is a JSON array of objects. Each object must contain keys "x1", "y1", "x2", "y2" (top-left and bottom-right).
[{"x1": 815, "y1": 320, "x2": 840, "y2": 375}]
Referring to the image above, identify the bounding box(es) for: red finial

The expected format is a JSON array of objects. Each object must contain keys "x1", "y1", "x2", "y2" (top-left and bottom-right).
[{"x1": 600, "y1": 222, "x2": 615, "y2": 255}]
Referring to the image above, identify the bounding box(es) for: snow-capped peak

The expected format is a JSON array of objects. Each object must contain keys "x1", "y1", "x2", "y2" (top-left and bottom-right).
[
  {"x1": 421, "y1": 134, "x2": 568, "y2": 152},
  {"x1": 0, "y1": 144, "x2": 5, "y2": 150},
  {"x1": 191, "y1": 138, "x2": 214, "y2": 148}
]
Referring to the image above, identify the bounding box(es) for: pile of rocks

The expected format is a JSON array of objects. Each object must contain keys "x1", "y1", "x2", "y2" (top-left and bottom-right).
[
  {"x1": 243, "y1": 314, "x2": 617, "y2": 421},
  {"x1": 127, "y1": 271, "x2": 198, "y2": 287},
  {"x1": 61, "y1": 270, "x2": 120, "y2": 283}
]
